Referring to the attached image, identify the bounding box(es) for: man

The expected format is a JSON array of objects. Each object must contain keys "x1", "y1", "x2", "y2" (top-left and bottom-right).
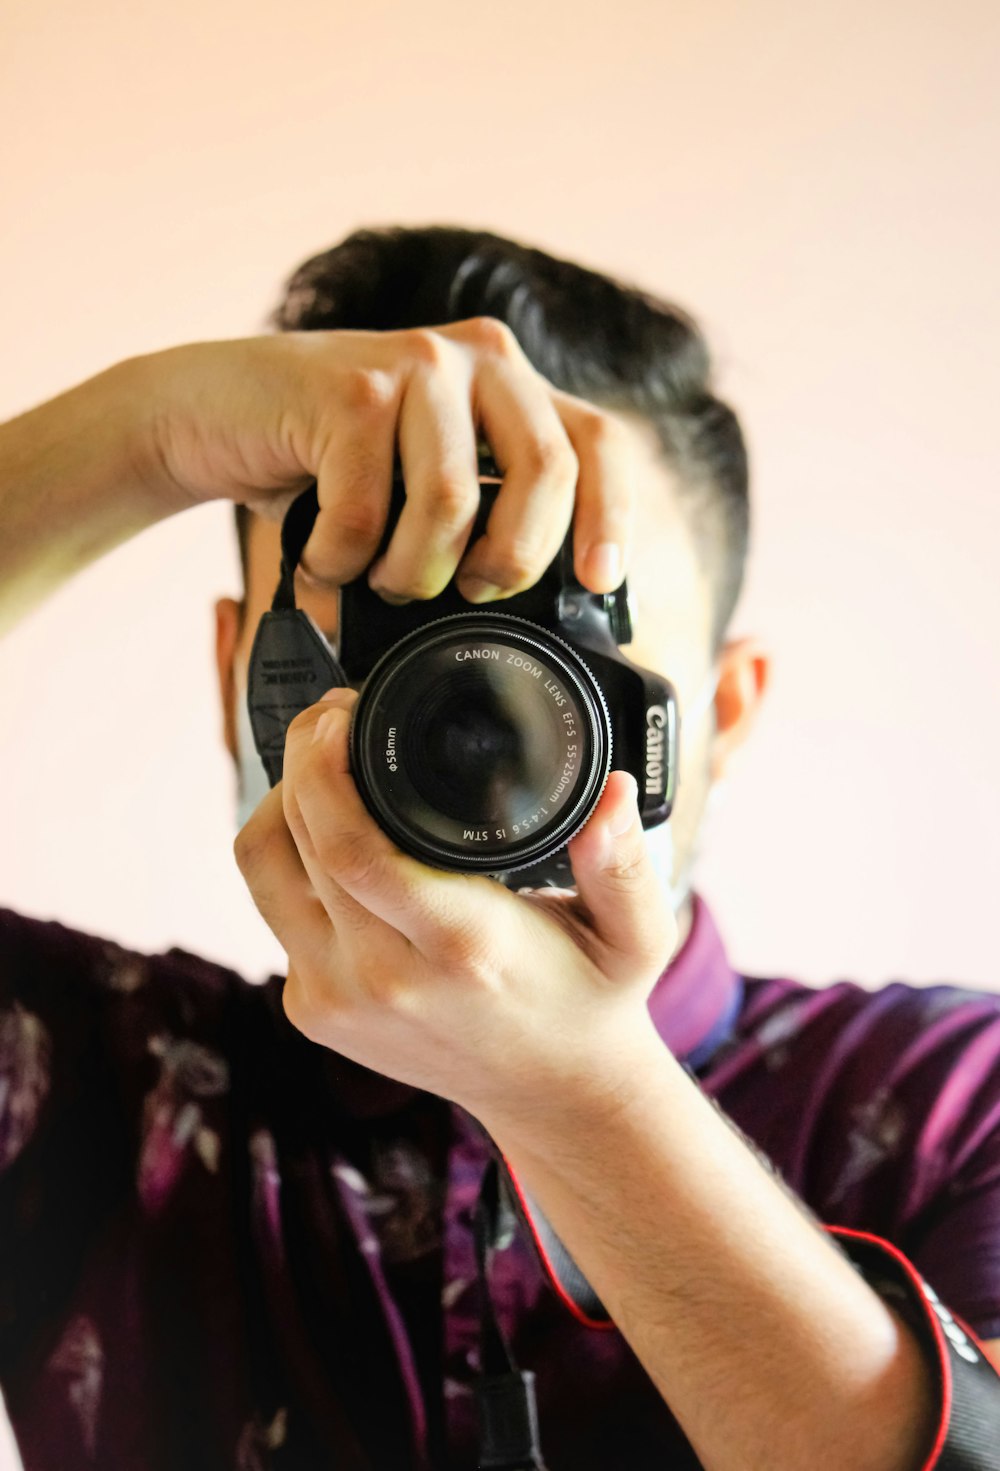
[{"x1": 1, "y1": 226, "x2": 998, "y2": 1471}]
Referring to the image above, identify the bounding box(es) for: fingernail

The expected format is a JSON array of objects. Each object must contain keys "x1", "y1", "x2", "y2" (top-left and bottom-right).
[
  {"x1": 298, "y1": 557, "x2": 338, "y2": 591},
  {"x1": 588, "y1": 541, "x2": 623, "y2": 589},
  {"x1": 320, "y1": 686, "x2": 350, "y2": 702},
  {"x1": 460, "y1": 576, "x2": 503, "y2": 604},
  {"x1": 606, "y1": 775, "x2": 638, "y2": 837},
  {"x1": 368, "y1": 580, "x2": 412, "y2": 606},
  {"x1": 313, "y1": 705, "x2": 348, "y2": 743}
]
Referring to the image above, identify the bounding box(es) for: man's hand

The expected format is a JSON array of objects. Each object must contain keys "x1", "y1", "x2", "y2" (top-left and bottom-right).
[
  {"x1": 233, "y1": 685, "x2": 677, "y2": 1130},
  {"x1": 0, "y1": 319, "x2": 634, "y2": 633},
  {"x1": 139, "y1": 320, "x2": 634, "y2": 603},
  {"x1": 234, "y1": 690, "x2": 941, "y2": 1471}
]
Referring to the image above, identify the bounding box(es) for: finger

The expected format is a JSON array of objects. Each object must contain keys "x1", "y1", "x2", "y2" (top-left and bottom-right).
[
  {"x1": 282, "y1": 688, "x2": 468, "y2": 948},
  {"x1": 567, "y1": 772, "x2": 678, "y2": 983},
  {"x1": 281, "y1": 764, "x2": 382, "y2": 940},
  {"x1": 233, "y1": 784, "x2": 331, "y2": 957},
  {"x1": 281, "y1": 969, "x2": 317, "y2": 1041},
  {"x1": 281, "y1": 967, "x2": 353, "y2": 1048},
  {"x1": 553, "y1": 392, "x2": 635, "y2": 594},
  {"x1": 366, "y1": 352, "x2": 480, "y2": 602},
  {"x1": 454, "y1": 353, "x2": 577, "y2": 602},
  {"x1": 301, "y1": 365, "x2": 401, "y2": 587}
]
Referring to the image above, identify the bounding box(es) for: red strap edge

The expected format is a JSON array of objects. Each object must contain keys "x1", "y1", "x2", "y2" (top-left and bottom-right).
[
  {"x1": 502, "y1": 1157, "x2": 615, "y2": 1332},
  {"x1": 826, "y1": 1225, "x2": 951, "y2": 1471},
  {"x1": 486, "y1": 1186, "x2": 962, "y2": 1464}
]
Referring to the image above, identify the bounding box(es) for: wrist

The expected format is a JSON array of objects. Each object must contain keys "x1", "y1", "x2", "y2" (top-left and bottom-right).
[
  {"x1": 0, "y1": 354, "x2": 204, "y2": 633},
  {"x1": 111, "y1": 349, "x2": 207, "y2": 515},
  {"x1": 479, "y1": 1015, "x2": 679, "y2": 1157}
]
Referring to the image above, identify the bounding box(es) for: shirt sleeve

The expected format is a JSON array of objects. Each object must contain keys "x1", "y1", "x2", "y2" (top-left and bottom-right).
[
  {"x1": 0, "y1": 908, "x2": 138, "y2": 1388},
  {"x1": 906, "y1": 1105, "x2": 1000, "y2": 1341},
  {"x1": 876, "y1": 988, "x2": 1000, "y2": 1347},
  {"x1": 812, "y1": 983, "x2": 1000, "y2": 1345}
]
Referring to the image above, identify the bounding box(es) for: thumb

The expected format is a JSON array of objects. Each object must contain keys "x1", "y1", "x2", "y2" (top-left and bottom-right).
[{"x1": 568, "y1": 771, "x2": 678, "y2": 982}]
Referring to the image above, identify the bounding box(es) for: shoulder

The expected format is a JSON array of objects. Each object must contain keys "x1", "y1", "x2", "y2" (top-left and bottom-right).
[
  {"x1": 735, "y1": 970, "x2": 1000, "y2": 1085},
  {"x1": 0, "y1": 904, "x2": 252, "y2": 1008},
  {"x1": 0, "y1": 906, "x2": 274, "y2": 1062},
  {"x1": 714, "y1": 971, "x2": 1000, "y2": 1336},
  {"x1": 0, "y1": 905, "x2": 273, "y2": 1025},
  {"x1": 0, "y1": 906, "x2": 282, "y2": 1171},
  {"x1": 717, "y1": 971, "x2": 1000, "y2": 1215}
]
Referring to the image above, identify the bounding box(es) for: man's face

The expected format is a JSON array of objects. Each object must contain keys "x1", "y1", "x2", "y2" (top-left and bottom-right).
[{"x1": 216, "y1": 412, "x2": 767, "y2": 920}]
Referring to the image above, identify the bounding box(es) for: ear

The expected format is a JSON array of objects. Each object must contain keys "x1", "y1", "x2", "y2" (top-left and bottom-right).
[
  {"x1": 709, "y1": 636, "x2": 771, "y2": 782},
  {"x1": 214, "y1": 597, "x2": 243, "y2": 763}
]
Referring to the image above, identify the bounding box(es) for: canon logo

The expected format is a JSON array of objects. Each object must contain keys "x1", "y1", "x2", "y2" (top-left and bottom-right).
[{"x1": 645, "y1": 705, "x2": 667, "y2": 791}]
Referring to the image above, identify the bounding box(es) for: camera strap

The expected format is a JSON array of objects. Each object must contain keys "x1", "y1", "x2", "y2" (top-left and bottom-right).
[
  {"x1": 474, "y1": 1159, "x2": 548, "y2": 1470},
  {"x1": 483, "y1": 1012, "x2": 751, "y2": 1341},
  {"x1": 246, "y1": 485, "x2": 347, "y2": 786}
]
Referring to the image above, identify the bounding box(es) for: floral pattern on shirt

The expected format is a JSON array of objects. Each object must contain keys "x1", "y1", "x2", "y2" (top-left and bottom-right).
[
  {"x1": 4, "y1": 901, "x2": 1000, "y2": 1470},
  {"x1": 236, "y1": 1406, "x2": 288, "y2": 1470},
  {"x1": 96, "y1": 941, "x2": 148, "y2": 995},
  {"x1": 0, "y1": 1001, "x2": 51, "y2": 1170},
  {"x1": 336, "y1": 1138, "x2": 445, "y2": 1265},
  {"x1": 752, "y1": 1003, "x2": 803, "y2": 1073},
  {"x1": 47, "y1": 1315, "x2": 103, "y2": 1458},
  {"x1": 827, "y1": 1085, "x2": 907, "y2": 1206},
  {"x1": 137, "y1": 1034, "x2": 229, "y2": 1213}
]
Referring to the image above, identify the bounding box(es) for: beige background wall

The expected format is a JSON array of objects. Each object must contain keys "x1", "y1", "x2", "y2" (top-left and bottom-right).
[{"x1": 2, "y1": 0, "x2": 998, "y2": 1000}]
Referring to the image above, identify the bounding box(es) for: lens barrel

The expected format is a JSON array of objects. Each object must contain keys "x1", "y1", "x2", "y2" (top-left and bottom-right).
[{"x1": 350, "y1": 614, "x2": 611, "y2": 873}]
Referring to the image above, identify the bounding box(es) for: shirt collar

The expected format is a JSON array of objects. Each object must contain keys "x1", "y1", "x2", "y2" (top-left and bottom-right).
[{"x1": 646, "y1": 894, "x2": 741, "y2": 1064}]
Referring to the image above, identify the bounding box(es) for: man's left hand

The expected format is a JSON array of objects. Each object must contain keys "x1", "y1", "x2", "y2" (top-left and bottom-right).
[{"x1": 234, "y1": 686, "x2": 677, "y2": 1132}]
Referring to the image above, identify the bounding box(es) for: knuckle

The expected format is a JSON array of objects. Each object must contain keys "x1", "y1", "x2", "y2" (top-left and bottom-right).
[
  {"x1": 280, "y1": 779, "x2": 304, "y2": 838},
  {"x1": 339, "y1": 365, "x2": 394, "y2": 418},
  {"x1": 289, "y1": 968, "x2": 354, "y2": 1033},
  {"x1": 462, "y1": 315, "x2": 517, "y2": 357},
  {"x1": 423, "y1": 470, "x2": 478, "y2": 526},
  {"x1": 282, "y1": 981, "x2": 322, "y2": 1043},
  {"x1": 357, "y1": 958, "x2": 408, "y2": 1010},
  {"x1": 233, "y1": 819, "x2": 267, "y2": 881},
  {"x1": 316, "y1": 826, "x2": 381, "y2": 891},
  {"x1": 285, "y1": 707, "x2": 316, "y2": 755},
  {"x1": 329, "y1": 493, "x2": 385, "y2": 548},
  {"x1": 603, "y1": 853, "x2": 649, "y2": 894},
  {"x1": 488, "y1": 544, "x2": 538, "y2": 588},
  {"x1": 523, "y1": 434, "x2": 577, "y2": 486},
  {"x1": 434, "y1": 923, "x2": 486, "y2": 976},
  {"x1": 402, "y1": 327, "x2": 448, "y2": 369},
  {"x1": 577, "y1": 405, "x2": 627, "y2": 454}
]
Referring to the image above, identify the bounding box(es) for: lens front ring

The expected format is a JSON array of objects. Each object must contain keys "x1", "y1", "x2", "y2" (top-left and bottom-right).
[{"x1": 350, "y1": 613, "x2": 612, "y2": 873}]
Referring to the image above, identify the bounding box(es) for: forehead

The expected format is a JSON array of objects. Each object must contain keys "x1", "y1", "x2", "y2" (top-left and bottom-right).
[{"x1": 240, "y1": 413, "x2": 713, "y2": 672}]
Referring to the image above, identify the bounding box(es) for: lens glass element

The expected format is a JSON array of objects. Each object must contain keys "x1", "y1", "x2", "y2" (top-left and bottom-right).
[{"x1": 351, "y1": 616, "x2": 610, "y2": 872}]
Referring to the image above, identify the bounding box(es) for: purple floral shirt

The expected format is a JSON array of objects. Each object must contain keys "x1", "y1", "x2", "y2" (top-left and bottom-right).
[{"x1": 1, "y1": 898, "x2": 998, "y2": 1469}]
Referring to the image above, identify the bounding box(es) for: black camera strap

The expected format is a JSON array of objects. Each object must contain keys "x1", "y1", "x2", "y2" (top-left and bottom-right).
[
  {"x1": 473, "y1": 1159, "x2": 548, "y2": 1470},
  {"x1": 246, "y1": 485, "x2": 346, "y2": 786}
]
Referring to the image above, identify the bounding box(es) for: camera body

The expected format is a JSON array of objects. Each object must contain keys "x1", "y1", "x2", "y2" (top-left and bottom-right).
[{"x1": 248, "y1": 464, "x2": 678, "y2": 888}]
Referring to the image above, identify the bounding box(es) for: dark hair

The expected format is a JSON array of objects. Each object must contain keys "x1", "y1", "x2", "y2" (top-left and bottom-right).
[{"x1": 238, "y1": 225, "x2": 749, "y2": 649}]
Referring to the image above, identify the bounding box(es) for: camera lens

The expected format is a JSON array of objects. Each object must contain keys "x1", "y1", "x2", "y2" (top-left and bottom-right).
[{"x1": 350, "y1": 614, "x2": 611, "y2": 873}]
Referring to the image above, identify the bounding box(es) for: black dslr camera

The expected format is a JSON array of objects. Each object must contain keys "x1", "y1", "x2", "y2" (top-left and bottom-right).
[{"x1": 247, "y1": 459, "x2": 678, "y2": 888}]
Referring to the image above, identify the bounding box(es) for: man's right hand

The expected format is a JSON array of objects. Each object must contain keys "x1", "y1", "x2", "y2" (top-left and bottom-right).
[
  {"x1": 135, "y1": 320, "x2": 635, "y2": 604},
  {"x1": 0, "y1": 320, "x2": 635, "y2": 635}
]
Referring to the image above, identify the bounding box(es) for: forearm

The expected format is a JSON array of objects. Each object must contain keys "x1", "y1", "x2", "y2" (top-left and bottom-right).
[
  {"x1": 0, "y1": 356, "x2": 188, "y2": 634},
  {"x1": 487, "y1": 1032, "x2": 936, "y2": 1471}
]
